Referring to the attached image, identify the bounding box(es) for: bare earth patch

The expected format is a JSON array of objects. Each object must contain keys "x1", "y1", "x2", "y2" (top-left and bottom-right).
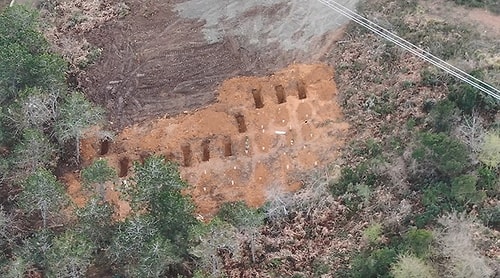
[
  {"x1": 75, "y1": 63, "x2": 348, "y2": 218},
  {"x1": 77, "y1": 0, "x2": 356, "y2": 128}
]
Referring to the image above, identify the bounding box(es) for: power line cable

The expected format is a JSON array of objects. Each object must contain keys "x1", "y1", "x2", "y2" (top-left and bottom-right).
[{"x1": 317, "y1": 0, "x2": 500, "y2": 101}]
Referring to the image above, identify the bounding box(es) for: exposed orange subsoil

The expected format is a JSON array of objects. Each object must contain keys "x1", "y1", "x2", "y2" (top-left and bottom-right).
[{"x1": 73, "y1": 63, "x2": 348, "y2": 218}]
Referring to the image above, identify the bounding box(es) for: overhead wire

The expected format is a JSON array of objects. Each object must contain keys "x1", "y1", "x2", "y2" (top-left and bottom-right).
[{"x1": 317, "y1": 0, "x2": 500, "y2": 101}]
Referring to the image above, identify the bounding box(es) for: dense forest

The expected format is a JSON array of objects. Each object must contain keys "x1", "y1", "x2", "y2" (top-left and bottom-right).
[{"x1": 1, "y1": 0, "x2": 499, "y2": 277}]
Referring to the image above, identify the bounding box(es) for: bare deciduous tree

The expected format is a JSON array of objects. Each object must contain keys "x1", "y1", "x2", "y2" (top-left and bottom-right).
[
  {"x1": 454, "y1": 112, "x2": 486, "y2": 156},
  {"x1": 435, "y1": 213, "x2": 494, "y2": 278},
  {"x1": 55, "y1": 92, "x2": 103, "y2": 163},
  {"x1": 5, "y1": 87, "x2": 59, "y2": 133}
]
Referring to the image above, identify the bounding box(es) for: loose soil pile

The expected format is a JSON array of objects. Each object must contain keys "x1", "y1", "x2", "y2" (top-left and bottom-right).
[{"x1": 75, "y1": 63, "x2": 348, "y2": 217}]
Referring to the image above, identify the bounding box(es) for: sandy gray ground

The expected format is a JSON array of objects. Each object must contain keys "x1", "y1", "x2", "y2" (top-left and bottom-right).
[{"x1": 176, "y1": 0, "x2": 359, "y2": 56}]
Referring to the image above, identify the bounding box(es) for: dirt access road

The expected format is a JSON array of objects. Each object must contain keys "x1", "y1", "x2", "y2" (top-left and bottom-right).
[{"x1": 81, "y1": 0, "x2": 358, "y2": 128}]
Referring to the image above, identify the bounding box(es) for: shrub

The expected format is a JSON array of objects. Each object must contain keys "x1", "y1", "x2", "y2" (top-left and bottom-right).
[
  {"x1": 415, "y1": 132, "x2": 469, "y2": 177},
  {"x1": 349, "y1": 248, "x2": 398, "y2": 278},
  {"x1": 351, "y1": 139, "x2": 382, "y2": 159},
  {"x1": 330, "y1": 162, "x2": 378, "y2": 197},
  {"x1": 1, "y1": 256, "x2": 29, "y2": 278},
  {"x1": 363, "y1": 223, "x2": 383, "y2": 245},
  {"x1": 447, "y1": 69, "x2": 486, "y2": 113},
  {"x1": 420, "y1": 68, "x2": 450, "y2": 87},
  {"x1": 81, "y1": 159, "x2": 116, "y2": 186},
  {"x1": 479, "y1": 205, "x2": 500, "y2": 230},
  {"x1": 312, "y1": 258, "x2": 330, "y2": 275},
  {"x1": 448, "y1": 86, "x2": 479, "y2": 115},
  {"x1": 451, "y1": 175, "x2": 485, "y2": 205},
  {"x1": 390, "y1": 254, "x2": 436, "y2": 278},
  {"x1": 402, "y1": 229, "x2": 433, "y2": 258},
  {"x1": 429, "y1": 100, "x2": 458, "y2": 133},
  {"x1": 478, "y1": 132, "x2": 500, "y2": 168},
  {"x1": 477, "y1": 166, "x2": 499, "y2": 196},
  {"x1": 452, "y1": 0, "x2": 500, "y2": 13},
  {"x1": 217, "y1": 201, "x2": 264, "y2": 233}
]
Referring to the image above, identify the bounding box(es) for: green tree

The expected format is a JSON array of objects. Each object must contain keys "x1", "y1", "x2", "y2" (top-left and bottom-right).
[
  {"x1": 14, "y1": 229, "x2": 54, "y2": 272},
  {"x1": 55, "y1": 92, "x2": 103, "y2": 163},
  {"x1": 190, "y1": 218, "x2": 240, "y2": 277},
  {"x1": 75, "y1": 197, "x2": 114, "y2": 248},
  {"x1": 0, "y1": 6, "x2": 66, "y2": 102},
  {"x1": 45, "y1": 230, "x2": 96, "y2": 278},
  {"x1": 217, "y1": 201, "x2": 264, "y2": 262},
  {"x1": 349, "y1": 248, "x2": 398, "y2": 278},
  {"x1": 18, "y1": 168, "x2": 68, "y2": 228},
  {"x1": 125, "y1": 155, "x2": 197, "y2": 246},
  {"x1": 107, "y1": 214, "x2": 179, "y2": 276},
  {"x1": 81, "y1": 159, "x2": 116, "y2": 199},
  {"x1": 124, "y1": 235, "x2": 180, "y2": 278},
  {"x1": 106, "y1": 215, "x2": 157, "y2": 265},
  {"x1": 128, "y1": 155, "x2": 188, "y2": 207},
  {"x1": 362, "y1": 223, "x2": 383, "y2": 245},
  {"x1": 11, "y1": 129, "x2": 55, "y2": 179},
  {"x1": 402, "y1": 229, "x2": 433, "y2": 258}
]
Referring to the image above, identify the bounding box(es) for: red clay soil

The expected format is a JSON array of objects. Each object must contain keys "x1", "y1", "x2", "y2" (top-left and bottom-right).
[{"x1": 72, "y1": 63, "x2": 348, "y2": 218}]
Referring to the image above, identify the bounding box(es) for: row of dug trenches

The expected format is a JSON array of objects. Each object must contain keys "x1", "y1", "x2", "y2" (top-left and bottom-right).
[{"x1": 75, "y1": 64, "x2": 349, "y2": 217}]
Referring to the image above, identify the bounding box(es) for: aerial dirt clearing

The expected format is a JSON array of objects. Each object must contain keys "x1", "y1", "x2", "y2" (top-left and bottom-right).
[
  {"x1": 80, "y1": 0, "x2": 357, "y2": 128},
  {"x1": 57, "y1": 0, "x2": 358, "y2": 217},
  {"x1": 74, "y1": 63, "x2": 348, "y2": 217}
]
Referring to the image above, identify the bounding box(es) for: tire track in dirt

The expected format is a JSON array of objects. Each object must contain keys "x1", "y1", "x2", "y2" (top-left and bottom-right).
[{"x1": 80, "y1": 0, "x2": 357, "y2": 128}]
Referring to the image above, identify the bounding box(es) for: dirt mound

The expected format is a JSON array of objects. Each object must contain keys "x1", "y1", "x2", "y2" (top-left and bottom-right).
[
  {"x1": 79, "y1": 0, "x2": 356, "y2": 128},
  {"x1": 77, "y1": 63, "x2": 348, "y2": 217}
]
